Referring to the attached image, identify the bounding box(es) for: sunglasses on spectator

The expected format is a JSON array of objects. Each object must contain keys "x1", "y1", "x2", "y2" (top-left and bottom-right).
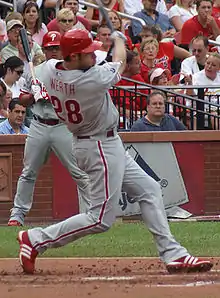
[
  {"x1": 59, "y1": 19, "x2": 74, "y2": 24},
  {"x1": 14, "y1": 70, "x2": 24, "y2": 76}
]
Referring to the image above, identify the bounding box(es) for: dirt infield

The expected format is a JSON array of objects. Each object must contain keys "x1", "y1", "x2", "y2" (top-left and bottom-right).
[{"x1": 1, "y1": 257, "x2": 220, "y2": 298}]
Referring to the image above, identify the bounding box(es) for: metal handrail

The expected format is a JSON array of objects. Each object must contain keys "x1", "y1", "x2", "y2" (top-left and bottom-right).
[
  {"x1": 79, "y1": 0, "x2": 146, "y2": 27},
  {"x1": 0, "y1": 0, "x2": 14, "y2": 9},
  {"x1": 113, "y1": 84, "x2": 220, "y2": 118},
  {"x1": 208, "y1": 39, "x2": 220, "y2": 47},
  {"x1": 119, "y1": 77, "x2": 220, "y2": 109}
]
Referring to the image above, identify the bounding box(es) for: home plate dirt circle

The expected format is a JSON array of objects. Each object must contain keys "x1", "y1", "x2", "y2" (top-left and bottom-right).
[{"x1": 1, "y1": 257, "x2": 220, "y2": 298}]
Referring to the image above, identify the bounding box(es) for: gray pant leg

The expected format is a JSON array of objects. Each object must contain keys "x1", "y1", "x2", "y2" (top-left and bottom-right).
[
  {"x1": 50, "y1": 124, "x2": 91, "y2": 210},
  {"x1": 122, "y1": 152, "x2": 189, "y2": 264},
  {"x1": 10, "y1": 120, "x2": 51, "y2": 224},
  {"x1": 28, "y1": 136, "x2": 125, "y2": 254},
  {"x1": 50, "y1": 124, "x2": 90, "y2": 190}
]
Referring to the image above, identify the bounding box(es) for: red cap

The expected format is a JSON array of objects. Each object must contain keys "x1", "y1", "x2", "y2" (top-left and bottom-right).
[
  {"x1": 42, "y1": 31, "x2": 61, "y2": 48},
  {"x1": 60, "y1": 29, "x2": 102, "y2": 58}
]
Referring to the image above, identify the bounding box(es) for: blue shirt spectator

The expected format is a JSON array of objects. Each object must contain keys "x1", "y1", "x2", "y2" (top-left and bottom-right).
[
  {"x1": 0, "y1": 98, "x2": 29, "y2": 134},
  {"x1": 131, "y1": 91, "x2": 186, "y2": 131},
  {"x1": 131, "y1": 113, "x2": 186, "y2": 131},
  {"x1": 0, "y1": 118, "x2": 29, "y2": 134},
  {"x1": 131, "y1": 0, "x2": 174, "y2": 37}
]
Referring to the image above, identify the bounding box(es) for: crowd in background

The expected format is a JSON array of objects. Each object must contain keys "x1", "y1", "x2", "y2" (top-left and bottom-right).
[{"x1": 0, "y1": 0, "x2": 220, "y2": 133}]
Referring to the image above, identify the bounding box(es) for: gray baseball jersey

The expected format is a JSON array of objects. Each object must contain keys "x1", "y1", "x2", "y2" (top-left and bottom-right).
[{"x1": 38, "y1": 59, "x2": 121, "y2": 135}]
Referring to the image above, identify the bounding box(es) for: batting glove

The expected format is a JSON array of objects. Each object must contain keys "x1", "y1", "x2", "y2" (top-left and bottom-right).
[
  {"x1": 31, "y1": 80, "x2": 50, "y2": 102},
  {"x1": 110, "y1": 31, "x2": 127, "y2": 42}
]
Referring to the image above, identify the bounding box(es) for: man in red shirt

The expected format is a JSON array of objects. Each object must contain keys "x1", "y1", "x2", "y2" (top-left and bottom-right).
[
  {"x1": 114, "y1": 51, "x2": 148, "y2": 128},
  {"x1": 181, "y1": 0, "x2": 220, "y2": 46},
  {"x1": 47, "y1": 0, "x2": 91, "y2": 32}
]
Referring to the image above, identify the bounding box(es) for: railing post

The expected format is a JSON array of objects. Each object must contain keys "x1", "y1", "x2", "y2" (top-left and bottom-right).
[{"x1": 196, "y1": 88, "x2": 205, "y2": 130}]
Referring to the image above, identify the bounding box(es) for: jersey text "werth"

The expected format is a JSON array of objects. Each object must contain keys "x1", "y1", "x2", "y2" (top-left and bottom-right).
[{"x1": 50, "y1": 79, "x2": 75, "y2": 96}]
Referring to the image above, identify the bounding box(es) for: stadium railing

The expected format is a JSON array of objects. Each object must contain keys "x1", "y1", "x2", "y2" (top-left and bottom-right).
[
  {"x1": 111, "y1": 78, "x2": 220, "y2": 131},
  {"x1": 0, "y1": 0, "x2": 16, "y2": 11}
]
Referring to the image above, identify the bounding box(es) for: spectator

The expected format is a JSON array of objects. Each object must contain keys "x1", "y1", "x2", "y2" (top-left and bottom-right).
[
  {"x1": 0, "y1": 80, "x2": 8, "y2": 118},
  {"x1": 96, "y1": 24, "x2": 112, "y2": 52},
  {"x1": 140, "y1": 37, "x2": 165, "y2": 82},
  {"x1": 149, "y1": 67, "x2": 171, "y2": 85},
  {"x1": 0, "y1": 56, "x2": 25, "y2": 98},
  {"x1": 115, "y1": 50, "x2": 148, "y2": 127},
  {"x1": 149, "y1": 67, "x2": 188, "y2": 123},
  {"x1": 168, "y1": 0, "x2": 197, "y2": 31},
  {"x1": 107, "y1": 10, "x2": 133, "y2": 48},
  {"x1": 22, "y1": 1, "x2": 48, "y2": 46},
  {"x1": 180, "y1": 35, "x2": 209, "y2": 80},
  {"x1": 181, "y1": 0, "x2": 220, "y2": 47},
  {"x1": 136, "y1": 25, "x2": 191, "y2": 71},
  {"x1": 47, "y1": 0, "x2": 91, "y2": 32},
  {"x1": 185, "y1": 52, "x2": 220, "y2": 128},
  {"x1": 212, "y1": 0, "x2": 220, "y2": 19},
  {"x1": 0, "y1": 98, "x2": 29, "y2": 134},
  {"x1": 85, "y1": 0, "x2": 124, "y2": 29},
  {"x1": 131, "y1": 91, "x2": 186, "y2": 131},
  {"x1": 131, "y1": 0, "x2": 175, "y2": 37},
  {"x1": 0, "y1": 19, "x2": 43, "y2": 63},
  {"x1": 56, "y1": 8, "x2": 86, "y2": 35},
  {"x1": 124, "y1": 0, "x2": 144, "y2": 15},
  {"x1": 0, "y1": 20, "x2": 24, "y2": 62}
]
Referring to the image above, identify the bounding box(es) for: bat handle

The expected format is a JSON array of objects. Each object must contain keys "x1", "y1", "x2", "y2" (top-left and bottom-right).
[{"x1": 29, "y1": 61, "x2": 37, "y2": 85}]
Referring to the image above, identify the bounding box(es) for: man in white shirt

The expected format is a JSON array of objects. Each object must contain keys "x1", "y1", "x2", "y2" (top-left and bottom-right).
[
  {"x1": 125, "y1": 0, "x2": 167, "y2": 15},
  {"x1": 180, "y1": 35, "x2": 209, "y2": 82}
]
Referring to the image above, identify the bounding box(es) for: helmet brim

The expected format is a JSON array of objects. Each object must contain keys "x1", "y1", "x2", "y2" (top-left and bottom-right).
[
  {"x1": 43, "y1": 42, "x2": 60, "y2": 47},
  {"x1": 82, "y1": 41, "x2": 103, "y2": 53}
]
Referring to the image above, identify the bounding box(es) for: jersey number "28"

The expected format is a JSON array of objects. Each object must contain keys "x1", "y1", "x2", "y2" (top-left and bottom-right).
[{"x1": 50, "y1": 96, "x2": 83, "y2": 124}]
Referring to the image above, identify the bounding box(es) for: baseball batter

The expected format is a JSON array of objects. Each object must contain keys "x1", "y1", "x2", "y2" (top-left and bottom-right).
[
  {"x1": 17, "y1": 29, "x2": 213, "y2": 274},
  {"x1": 8, "y1": 31, "x2": 90, "y2": 226}
]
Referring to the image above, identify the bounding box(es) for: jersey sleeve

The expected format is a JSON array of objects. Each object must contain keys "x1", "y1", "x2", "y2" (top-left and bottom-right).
[
  {"x1": 20, "y1": 72, "x2": 32, "y2": 94},
  {"x1": 96, "y1": 62, "x2": 122, "y2": 88}
]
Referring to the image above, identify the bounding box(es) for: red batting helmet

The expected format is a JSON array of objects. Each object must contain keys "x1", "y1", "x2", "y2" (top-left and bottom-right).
[
  {"x1": 42, "y1": 31, "x2": 61, "y2": 48},
  {"x1": 60, "y1": 29, "x2": 102, "y2": 58}
]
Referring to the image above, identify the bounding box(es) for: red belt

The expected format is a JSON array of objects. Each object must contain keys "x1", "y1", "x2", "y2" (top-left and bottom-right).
[
  {"x1": 77, "y1": 129, "x2": 115, "y2": 139},
  {"x1": 33, "y1": 115, "x2": 60, "y2": 126}
]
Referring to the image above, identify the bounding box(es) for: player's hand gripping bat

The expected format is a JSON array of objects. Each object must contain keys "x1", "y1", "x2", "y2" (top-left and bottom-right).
[{"x1": 19, "y1": 28, "x2": 37, "y2": 84}]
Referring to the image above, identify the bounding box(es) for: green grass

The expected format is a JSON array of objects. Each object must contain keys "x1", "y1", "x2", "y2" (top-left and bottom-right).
[{"x1": 0, "y1": 222, "x2": 219, "y2": 258}]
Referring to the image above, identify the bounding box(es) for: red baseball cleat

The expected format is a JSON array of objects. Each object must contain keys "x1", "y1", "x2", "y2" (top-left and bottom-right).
[
  {"x1": 17, "y1": 231, "x2": 38, "y2": 274},
  {"x1": 8, "y1": 220, "x2": 22, "y2": 227},
  {"x1": 166, "y1": 255, "x2": 213, "y2": 274}
]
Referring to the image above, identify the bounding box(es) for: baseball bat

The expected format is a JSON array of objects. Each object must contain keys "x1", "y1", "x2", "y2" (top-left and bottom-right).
[
  {"x1": 19, "y1": 28, "x2": 37, "y2": 84},
  {"x1": 95, "y1": 0, "x2": 114, "y2": 33}
]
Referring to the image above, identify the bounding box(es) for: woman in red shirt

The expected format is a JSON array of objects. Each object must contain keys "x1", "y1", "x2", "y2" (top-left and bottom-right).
[
  {"x1": 133, "y1": 25, "x2": 190, "y2": 71},
  {"x1": 85, "y1": 0, "x2": 124, "y2": 29},
  {"x1": 140, "y1": 37, "x2": 165, "y2": 82}
]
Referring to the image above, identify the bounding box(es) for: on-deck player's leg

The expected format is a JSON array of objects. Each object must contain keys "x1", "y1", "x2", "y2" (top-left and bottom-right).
[
  {"x1": 9, "y1": 120, "x2": 51, "y2": 225},
  {"x1": 9, "y1": 121, "x2": 90, "y2": 226}
]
